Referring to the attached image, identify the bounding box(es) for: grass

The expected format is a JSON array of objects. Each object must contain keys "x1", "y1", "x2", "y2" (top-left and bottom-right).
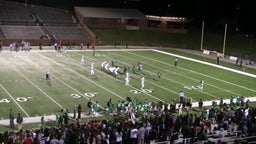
[
  {"x1": 0, "y1": 49, "x2": 255, "y2": 132},
  {"x1": 92, "y1": 28, "x2": 256, "y2": 59}
]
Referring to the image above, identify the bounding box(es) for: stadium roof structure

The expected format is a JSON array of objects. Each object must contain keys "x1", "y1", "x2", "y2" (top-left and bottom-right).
[{"x1": 75, "y1": 7, "x2": 146, "y2": 19}]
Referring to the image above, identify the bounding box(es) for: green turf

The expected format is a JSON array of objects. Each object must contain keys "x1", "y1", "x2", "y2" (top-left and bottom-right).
[
  {"x1": 0, "y1": 49, "x2": 255, "y2": 132},
  {"x1": 92, "y1": 28, "x2": 256, "y2": 59}
]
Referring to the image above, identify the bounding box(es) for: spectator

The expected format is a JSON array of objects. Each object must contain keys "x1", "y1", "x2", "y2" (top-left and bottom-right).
[
  {"x1": 9, "y1": 109, "x2": 14, "y2": 129},
  {"x1": 138, "y1": 123, "x2": 146, "y2": 144},
  {"x1": 77, "y1": 104, "x2": 82, "y2": 119},
  {"x1": 23, "y1": 133, "x2": 33, "y2": 144},
  {"x1": 16, "y1": 113, "x2": 23, "y2": 130}
]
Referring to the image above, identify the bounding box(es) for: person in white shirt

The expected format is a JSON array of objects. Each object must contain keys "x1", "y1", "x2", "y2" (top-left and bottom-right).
[
  {"x1": 81, "y1": 55, "x2": 85, "y2": 65},
  {"x1": 101, "y1": 61, "x2": 107, "y2": 70},
  {"x1": 115, "y1": 128, "x2": 123, "y2": 144},
  {"x1": 90, "y1": 63, "x2": 95, "y2": 76},
  {"x1": 46, "y1": 69, "x2": 50, "y2": 80},
  {"x1": 125, "y1": 72, "x2": 130, "y2": 86},
  {"x1": 130, "y1": 126, "x2": 138, "y2": 144},
  {"x1": 113, "y1": 67, "x2": 119, "y2": 76},
  {"x1": 179, "y1": 90, "x2": 184, "y2": 103},
  {"x1": 141, "y1": 77, "x2": 145, "y2": 89}
]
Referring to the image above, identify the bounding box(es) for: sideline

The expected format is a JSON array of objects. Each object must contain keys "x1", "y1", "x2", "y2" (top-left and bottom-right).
[
  {"x1": 153, "y1": 49, "x2": 256, "y2": 78},
  {"x1": 0, "y1": 97, "x2": 256, "y2": 127}
]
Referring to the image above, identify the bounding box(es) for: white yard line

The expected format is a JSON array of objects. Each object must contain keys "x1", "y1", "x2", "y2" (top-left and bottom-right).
[
  {"x1": 35, "y1": 52, "x2": 126, "y2": 100},
  {"x1": 125, "y1": 50, "x2": 256, "y2": 94},
  {"x1": 153, "y1": 49, "x2": 256, "y2": 78},
  {"x1": 100, "y1": 53, "x2": 182, "y2": 98},
  {"x1": 0, "y1": 49, "x2": 256, "y2": 127},
  {"x1": 110, "y1": 52, "x2": 219, "y2": 100},
  {"x1": 16, "y1": 52, "x2": 106, "y2": 110},
  {"x1": 1, "y1": 56, "x2": 65, "y2": 110},
  {"x1": 73, "y1": 52, "x2": 165, "y2": 102},
  {"x1": 122, "y1": 51, "x2": 238, "y2": 98},
  {"x1": 153, "y1": 49, "x2": 256, "y2": 92},
  {"x1": 0, "y1": 84, "x2": 30, "y2": 117}
]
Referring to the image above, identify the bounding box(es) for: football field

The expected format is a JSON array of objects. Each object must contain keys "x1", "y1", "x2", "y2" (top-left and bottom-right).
[{"x1": 0, "y1": 48, "x2": 256, "y2": 122}]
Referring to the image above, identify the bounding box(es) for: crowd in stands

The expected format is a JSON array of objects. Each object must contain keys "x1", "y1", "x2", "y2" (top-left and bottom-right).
[{"x1": 1, "y1": 96, "x2": 256, "y2": 144}]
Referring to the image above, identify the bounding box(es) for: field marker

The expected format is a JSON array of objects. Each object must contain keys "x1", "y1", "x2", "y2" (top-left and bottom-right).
[
  {"x1": 0, "y1": 84, "x2": 30, "y2": 117},
  {"x1": 74, "y1": 51, "x2": 166, "y2": 102},
  {"x1": 124, "y1": 51, "x2": 238, "y2": 98},
  {"x1": 35, "y1": 52, "x2": 126, "y2": 101},
  {"x1": 153, "y1": 49, "x2": 256, "y2": 91},
  {"x1": 125, "y1": 50, "x2": 256, "y2": 95},
  {"x1": 100, "y1": 53, "x2": 180, "y2": 102},
  {"x1": 1, "y1": 56, "x2": 65, "y2": 110}
]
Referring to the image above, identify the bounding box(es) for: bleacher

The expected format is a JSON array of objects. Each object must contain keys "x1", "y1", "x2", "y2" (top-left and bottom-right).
[
  {"x1": 0, "y1": 25, "x2": 45, "y2": 39},
  {"x1": 31, "y1": 5, "x2": 75, "y2": 25},
  {"x1": 44, "y1": 26, "x2": 91, "y2": 40},
  {"x1": 0, "y1": 0, "x2": 94, "y2": 47},
  {"x1": 0, "y1": 2, "x2": 35, "y2": 24}
]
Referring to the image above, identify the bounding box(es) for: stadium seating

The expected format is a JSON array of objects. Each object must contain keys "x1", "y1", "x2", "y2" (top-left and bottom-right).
[
  {"x1": 0, "y1": 25, "x2": 45, "y2": 39},
  {"x1": 44, "y1": 26, "x2": 91, "y2": 40},
  {"x1": 0, "y1": 1, "x2": 93, "y2": 46},
  {"x1": 0, "y1": 2, "x2": 35, "y2": 24},
  {"x1": 31, "y1": 5, "x2": 75, "y2": 25}
]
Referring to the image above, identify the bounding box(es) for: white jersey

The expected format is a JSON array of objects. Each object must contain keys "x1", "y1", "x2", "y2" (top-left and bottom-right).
[
  {"x1": 104, "y1": 63, "x2": 109, "y2": 71},
  {"x1": 113, "y1": 67, "x2": 119, "y2": 75},
  {"x1": 46, "y1": 69, "x2": 50, "y2": 75},
  {"x1": 90, "y1": 63, "x2": 94, "y2": 75},
  {"x1": 81, "y1": 55, "x2": 85, "y2": 64},
  {"x1": 125, "y1": 72, "x2": 130, "y2": 85},
  {"x1": 141, "y1": 77, "x2": 145, "y2": 89},
  {"x1": 101, "y1": 61, "x2": 107, "y2": 70},
  {"x1": 63, "y1": 47, "x2": 67, "y2": 56}
]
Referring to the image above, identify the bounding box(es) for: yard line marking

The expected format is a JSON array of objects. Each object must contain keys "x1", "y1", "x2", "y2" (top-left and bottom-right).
[
  {"x1": 126, "y1": 50, "x2": 256, "y2": 94},
  {"x1": 1, "y1": 56, "x2": 64, "y2": 110},
  {"x1": 71, "y1": 52, "x2": 165, "y2": 102},
  {"x1": 53, "y1": 76, "x2": 104, "y2": 109},
  {"x1": 75, "y1": 48, "x2": 244, "y2": 96},
  {"x1": 16, "y1": 52, "x2": 106, "y2": 109},
  {"x1": 153, "y1": 49, "x2": 256, "y2": 78},
  {"x1": 16, "y1": 52, "x2": 105, "y2": 109},
  {"x1": 0, "y1": 84, "x2": 30, "y2": 117},
  {"x1": 100, "y1": 54, "x2": 182, "y2": 97},
  {"x1": 152, "y1": 49, "x2": 256, "y2": 92},
  {"x1": 122, "y1": 51, "x2": 240, "y2": 97},
  {"x1": 35, "y1": 52, "x2": 126, "y2": 100},
  {"x1": 106, "y1": 52, "x2": 219, "y2": 100},
  {"x1": 54, "y1": 51, "x2": 164, "y2": 103}
]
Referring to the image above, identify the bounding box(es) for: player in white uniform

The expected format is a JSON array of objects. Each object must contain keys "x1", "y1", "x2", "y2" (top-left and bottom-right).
[
  {"x1": 101, "y1": 61, "x2": 107, "y2": 70},
  {"x1": 125, "y1": 72, "x2": 130, "y2": 86},
  {"x1": 113, "y1": 67, "x2": 119, "y2": 76},
  {"x1": 199, "y1": 79, "x2": 205, "y2": 90},
  {"x1": 46, "y1": 69, "x2": 50, "y2": 80},
  {"x1": 191, "y1": 79, "x2": 205, "y2": 90},
  {"x1": 81, "y1": 55, "x2": 85, "y2": 65},
  {"x1": 90, "y1": 63, "x2": 95, "y2": 76},
  {"x1": 141, "y1": 76, "x2": 145, "y2": 89}
]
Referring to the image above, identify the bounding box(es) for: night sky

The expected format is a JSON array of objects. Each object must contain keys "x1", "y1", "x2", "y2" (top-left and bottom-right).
[{"x1": 5, "y1": 0, "x2": 256, "y2": 33}]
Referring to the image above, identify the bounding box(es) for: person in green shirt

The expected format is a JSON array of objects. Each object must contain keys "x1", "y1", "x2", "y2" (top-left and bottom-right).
[
  {"x1": 73, "y1": 106, "x2": 77, "y2": 119},
  {"x1": 199, "y1": 79, "x2": 205, "y2": 90},
  {"x1": 94, "y1": 101, "x2": 99, "y2": 113},
  {"x1": 55, "y1": 114, "x2": 60, "y2": 126},
  {"x1": 40, "y1": 116, "x2": 45, "y2": 131},
  {"x1": 219, "y1": 98, "x2": 223, "y2": 109},
  {"x1": 157, "y1": 71, "x2": 161, "y2": 79}
]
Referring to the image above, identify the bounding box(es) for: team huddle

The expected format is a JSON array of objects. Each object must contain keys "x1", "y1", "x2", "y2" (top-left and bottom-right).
[
  {"x1": 82, "y1": 55, "x2": 147, "y2": 88},
  {"x1": 46, "y1": 55, "x2": 205, "y2": 92}
]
